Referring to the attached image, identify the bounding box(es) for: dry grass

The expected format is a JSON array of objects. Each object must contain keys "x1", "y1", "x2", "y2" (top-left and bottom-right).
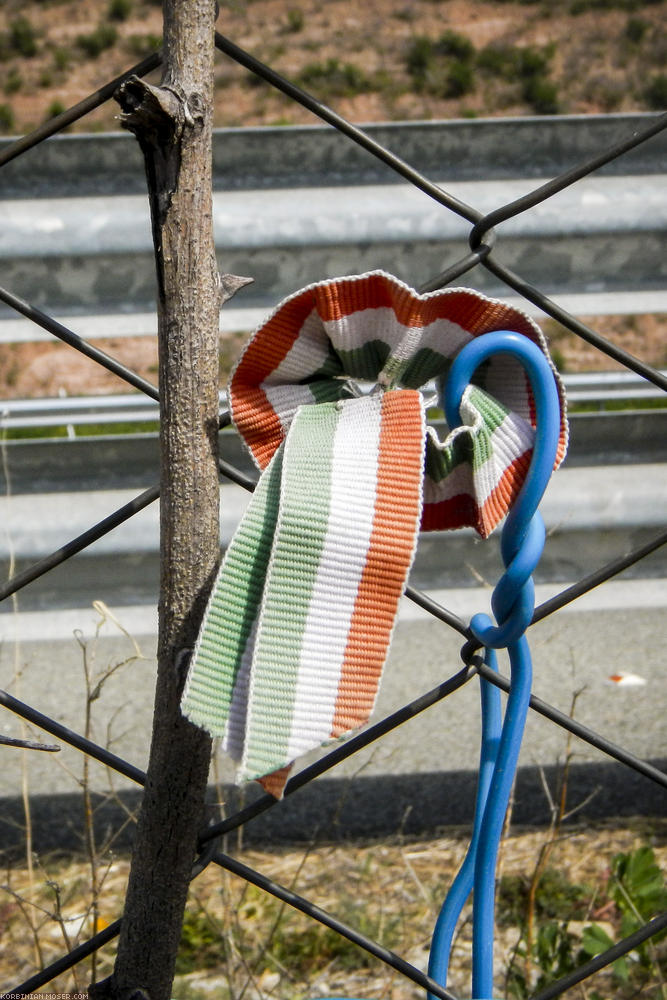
[{"x1": 2, "y1": 817, "x2": 666, "y2": 998}]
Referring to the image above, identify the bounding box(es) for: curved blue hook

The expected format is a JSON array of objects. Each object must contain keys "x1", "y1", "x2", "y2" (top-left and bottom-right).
[
  {"x1": 443, "y1": 331, "x2": 560, "y2": 553},
  {"x1": 443, "y1": 331, "x2": 561, "y2": 649},
  {"x1": 429, "y1": 330, "x2": 561, "y2": 1000}
]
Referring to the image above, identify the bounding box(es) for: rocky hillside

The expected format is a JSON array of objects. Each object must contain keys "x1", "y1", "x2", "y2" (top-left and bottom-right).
[{"x1": 0, "y1": 0, "x2": 665, "y2": 135}]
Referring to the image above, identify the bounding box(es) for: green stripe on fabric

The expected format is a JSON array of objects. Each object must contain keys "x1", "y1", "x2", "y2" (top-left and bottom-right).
[
  {"x1": 468, "y1": 385, "x2": 513, "y2": 436},
  {"x1": 424, "y1": 431, "x2": 472, "y2": 484},
  {"x1": 181, "y1": 444, "x2": 284, "y2": 735},
  {"x1": 303, "y1": 349, "x2": 346, "y2": 381},
  {"x1": 242, "y1": 403, "x2": 339, "y2": 779},
  {"x1": 306, "y1": 378, "x2": 354, "y2": 405},
  {"x1": 401, "y1": 347, "x2": 452, "y2": 388},
  {"x1": 425, "y1": 386, "x2": 515, "y2": 485},
  {"x1": 335, "y1": 340, "x2": 390, "y2": 380}
]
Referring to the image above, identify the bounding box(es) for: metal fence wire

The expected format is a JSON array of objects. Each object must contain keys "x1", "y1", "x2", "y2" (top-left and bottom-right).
[{"x1": 0, "y1": 24, "x2": 666, "y2": 1000}]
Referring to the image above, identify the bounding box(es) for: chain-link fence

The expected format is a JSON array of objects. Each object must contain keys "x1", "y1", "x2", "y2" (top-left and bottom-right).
[{"x1": 0, "y1": 21, "x2": 666, "y2": 1000}]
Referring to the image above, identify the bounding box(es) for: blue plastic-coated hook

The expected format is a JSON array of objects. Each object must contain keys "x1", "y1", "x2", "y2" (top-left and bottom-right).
[
  {"x1": 432, "y1": 331, "x2": 561, "y2": 1000},
  {"x1": 471, "y1": 635, "x2": 533, "y2": 999},
  {"x1": 428, "y1": 648, "x2": 502, "y2": 998},
  {"x1": 444, "y1": 331, "x2": 560, "y2": 548},
  {"x1": 443, "y1": 331, "x2": 560, "y2": 651}
]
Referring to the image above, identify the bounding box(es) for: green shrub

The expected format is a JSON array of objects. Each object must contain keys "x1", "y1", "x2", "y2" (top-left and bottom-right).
[
  {"x1": 644, "y1": 72, "x2": 667, "y2": 109},
  {"x1": 405, "y1": 35, "x2": 435, "y2": 83},
  {"x1": 285, "y1": 7, "x2": 304, "y2": 33},
  {"x1": 405, "y1": 30, "x2": 476, "y2": 97},
  {"x1": 580, "y1": 847, "x2": 667, "y2": 991},
  {"x1": 435, "y1": 29, "x2": 475, "y2": 62},
  {"x1": 175, "y1": 909, "x2": 224, "y2": 974},
  {"x1": 0, "y1": 102, "x2": 15, "y2": 132},
  {"x1": 77, "y1": 24, "x2": 118, "y2": 58},
  {"x1": 476, "y1": 43, "x2": 518, "y2": 79},
  {"x1": 569, "y1": 0, "x2": 660, "y2": 11},
  {"x1": 523, "y1": 75, "x2": 560, "y2": 114},
  {"x1": 297, "y1": 58, "x2": 372, "y2": 97},
  {"x1": 445, "y1": 59, "x2": 475, "y2": 98},
  {"x1": 625, "y1": 15, "x2": 648, "y2": 44},
  {"x1": 4, "y1": 68, "x2": 23, "y2": 95},
  {"x1": 108, "y1": 0, "x2": 133, "y2": 20},
  {"x1": 46, "y1": 99, "x2": 66, "y2": 119},
  {"x1": 498, "y1": 867, "x2": 590, "y2": 928},
  {"x1": 514, "y1": 44, "x2": 553, "y2": 80},
  {"x1": 127, "y1": 33, "x2": 162, "y2": 58},
  {"x1": 10, "y1": 17, "x2": 39, "y2": 57},
  {"x1": 52, "y1": 47, "x2": 70, "y2": 71}
]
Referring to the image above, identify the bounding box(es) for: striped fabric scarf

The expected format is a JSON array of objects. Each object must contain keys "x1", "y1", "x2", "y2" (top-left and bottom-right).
[{"x1": 181, "y1": 271, "x2": 568, "y2": 797}]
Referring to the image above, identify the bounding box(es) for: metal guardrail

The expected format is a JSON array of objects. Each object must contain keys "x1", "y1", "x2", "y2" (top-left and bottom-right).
[
  {"x1": 2, "y1": 371, "x2": 667, "y2": 431},
  {"x1": 1, "y1": 117, "x2": 666, "y2": 344}
]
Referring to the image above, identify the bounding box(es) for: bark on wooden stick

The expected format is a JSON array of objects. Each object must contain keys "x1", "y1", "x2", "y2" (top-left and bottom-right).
[{"x1": 89, "y1": 3, "x2": 220, "y2": 997}]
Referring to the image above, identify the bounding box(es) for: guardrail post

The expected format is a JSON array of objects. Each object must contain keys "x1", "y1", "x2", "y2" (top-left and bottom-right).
[{"x1": 89, "y1": 3, "x2": 220, "y2": 998}]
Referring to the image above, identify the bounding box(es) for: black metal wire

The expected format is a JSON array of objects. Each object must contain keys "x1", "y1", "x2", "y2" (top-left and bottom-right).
[
  {"x1": 0, "y1": 920, "x2": 123, "y2": 999},
  {"x1": 468, "y1": 112, "x2": 667, "y2": 248},
  {"x1": 201, "y1": 662, "x2": 476, "y2": 842},
  {"x1": 0, "y1": 688, "x2": 147, "y2": 785},
  {"x1": 211, "y1": 849, "x2": 460, "y2": 1000},
  {"x1": 417, "y1": 243, "x2": 493, "y2": 293},
  {"x1": 213, "y1": 30, "x2": 667, "y2": 393},
  {"x1": 0, "y1": 484, "x2": 160, "y2": 604},
  {"x1": 532, "y1": 526, "x2": 667, "y2": 623},
  {"x1": 530, "y1": 910, "x2": 667, "y2": 1000},
  {"x1": 480, "y1": 254, "x2": 667, "y2": 391},
  {"x1": 214, "y1": 32, "x2": 483, "y2": 227},
  {"x1": 0, "y1": 52, "x2": 161, "y2": 169},
  {"x1": 473, "y1": 659, "x2": 667, "y2": 791},
  {"x1": 0, "y1": 285, "x2": 160, "y2": 401}
]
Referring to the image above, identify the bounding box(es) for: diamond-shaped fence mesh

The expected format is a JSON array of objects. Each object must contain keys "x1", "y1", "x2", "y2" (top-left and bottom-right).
[{"x1": 0, "y1": 21, "x2": 666, "y2": 1000}]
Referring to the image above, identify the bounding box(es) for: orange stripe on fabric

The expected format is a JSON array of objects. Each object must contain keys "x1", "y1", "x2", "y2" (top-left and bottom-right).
[
  {"x1": 231, "y1": 387, "x2": 284, "y2": 470},
  {"x1": 331, "y1": 391, "x2": 424, "y2": 737},
  {"x1": 258, "y1": 764, "x2": 293, "y2": 799},
  {"x1": 478, "y1": 451, "x2": 531, "y2": 537},
  {"x1": 314, "y1": 273, "x2": 542, "y2": 341},
  {"x1": 232, "y1": 290, "x2": 316, "y2": 468},
  {"x1": 477, "y1": 434, "x2": 569, "y2": 535}
]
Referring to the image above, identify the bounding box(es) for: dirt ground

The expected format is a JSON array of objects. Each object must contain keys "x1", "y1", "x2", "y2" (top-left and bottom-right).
[
  {"x1": 0, "y1": 0, "x2": 665, "y2": 133},
  {"x1": 0, "y1": 314, "x2": 664, "y2": 401}
]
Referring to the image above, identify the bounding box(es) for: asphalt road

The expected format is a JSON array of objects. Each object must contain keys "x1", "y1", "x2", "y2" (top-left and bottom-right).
[
  {"x1": 1, "y1": 583, "x2": 664, "y2": 796},
  {"x1": 0, "y1": 458, "x2": 665, "y2": 844}
]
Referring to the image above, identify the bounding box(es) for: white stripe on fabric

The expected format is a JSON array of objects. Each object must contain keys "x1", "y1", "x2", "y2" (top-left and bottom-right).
[
  {"x1": 422, "y1": 449, "x2": 474, "y2": 505},
  {"x1": 488, "y1": 408, "x2": 535, "y2": 470},
  {"x1": 222, "y1": 611, "x2": 260, "y2": 765},
  {"x1": 262, "y1": 383, "x2": 321, "y2": 435},
  {"x1": 324, "y1": 306, "x2": 407, "y2": 354},
  {"x1": 324, "y1": 308, "x2": 473, "y2": 362},
  {"x1": 263, "y1": 307, "x2": 333, "y2": 385},
  {"x1": 284, "y1": 395, "x2": 383, "y2": 761},
  {"x1": 416, "y1": 316, "x2": 472, "y2": 356}
]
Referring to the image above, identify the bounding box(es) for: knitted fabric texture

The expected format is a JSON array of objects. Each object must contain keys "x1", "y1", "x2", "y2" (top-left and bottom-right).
[{"x1": 181, "y1": 271, "x2": 568, "y2": 797}]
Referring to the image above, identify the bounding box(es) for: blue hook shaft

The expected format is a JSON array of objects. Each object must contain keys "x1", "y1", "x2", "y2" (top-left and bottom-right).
[
  {"x1": 432, "y1": 331, "x2": 561, "y2": 1000},
  {"x1": 428, "y1": 648, "x2": 502, "y2": 996}
]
